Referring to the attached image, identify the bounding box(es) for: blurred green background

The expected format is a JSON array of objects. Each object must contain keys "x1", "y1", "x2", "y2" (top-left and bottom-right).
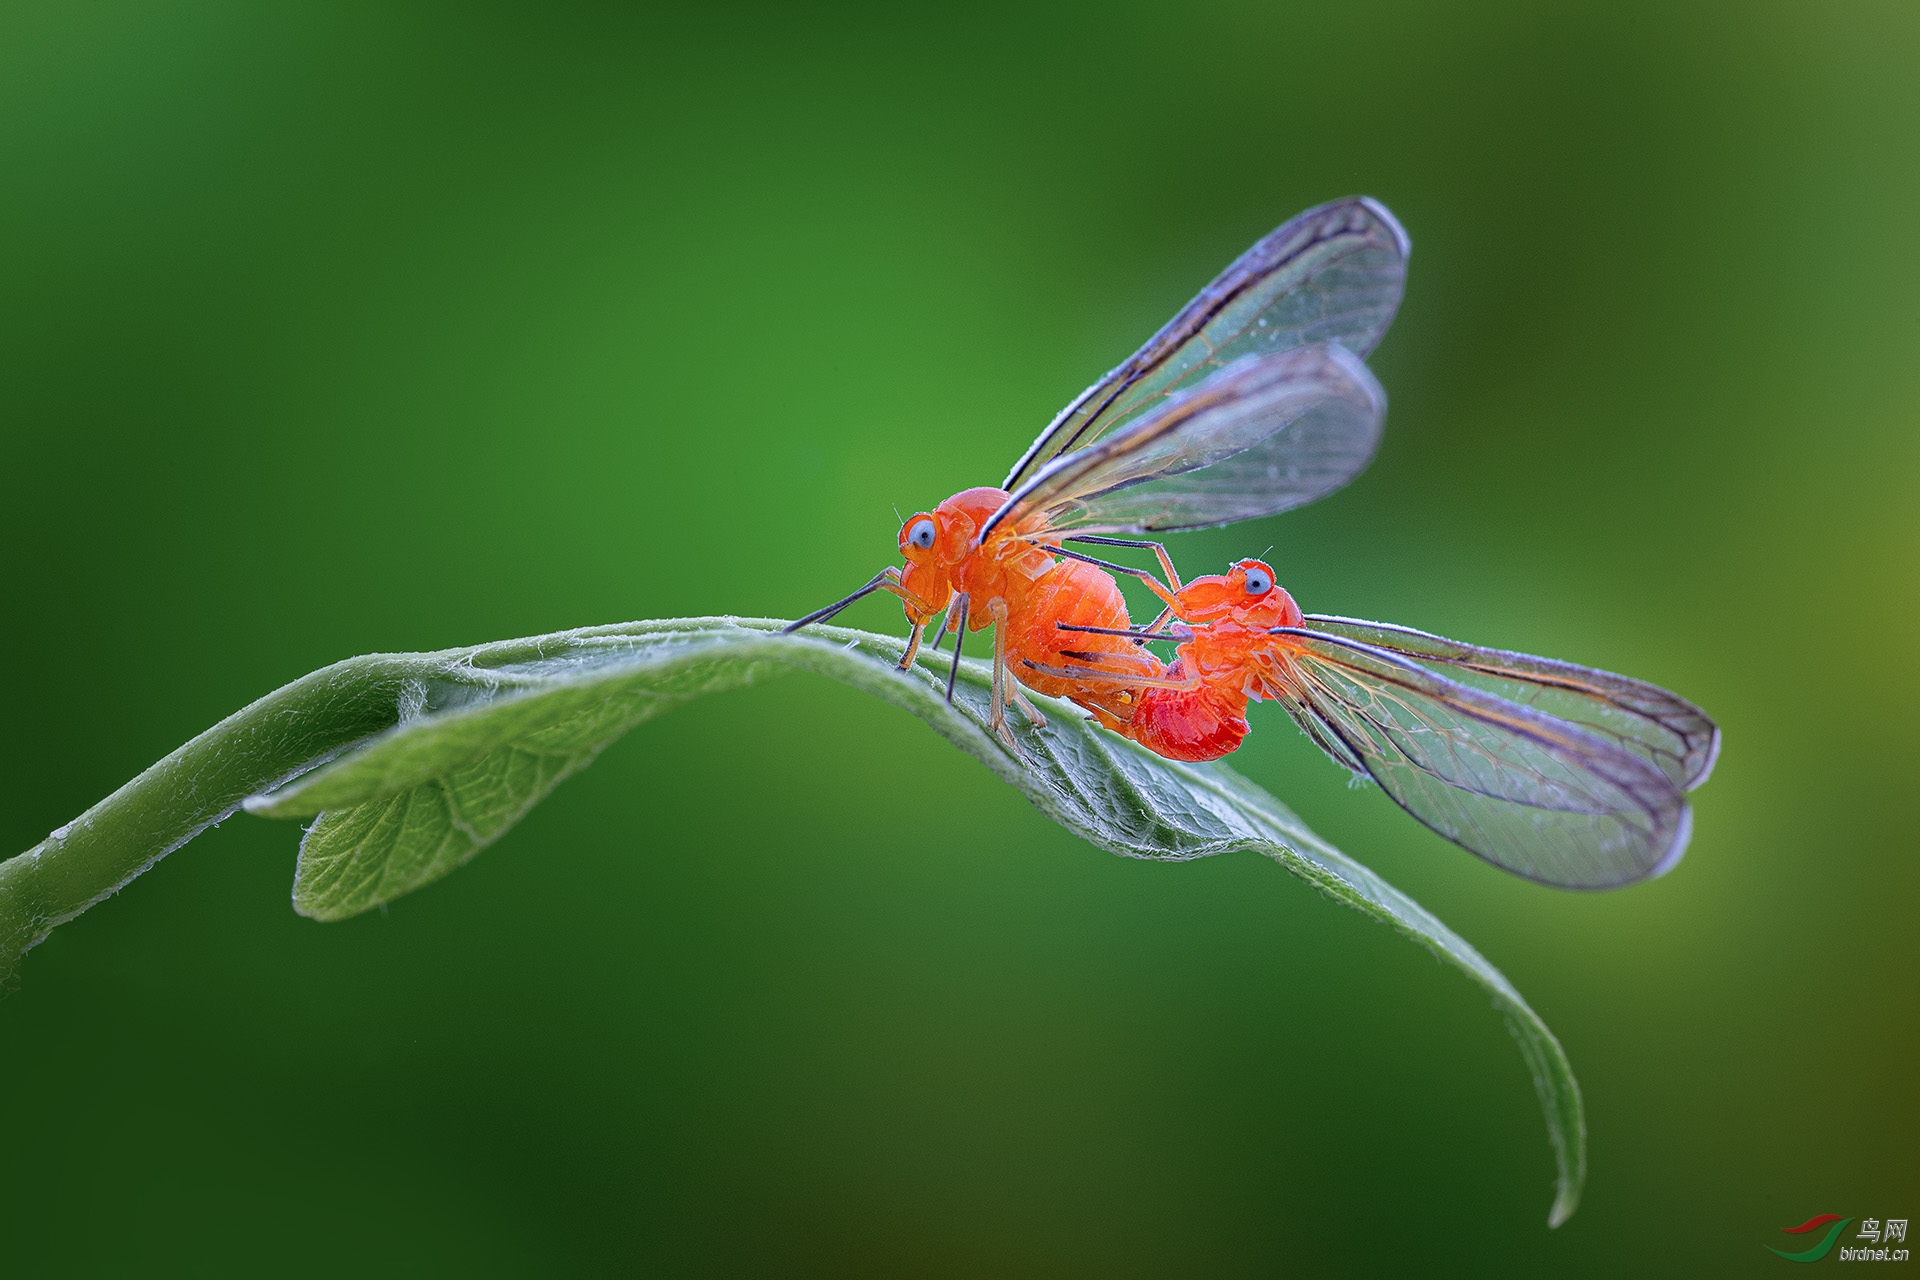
[{"x1": 3, "y1": 1, "x2": 1915, "y2": 1274}]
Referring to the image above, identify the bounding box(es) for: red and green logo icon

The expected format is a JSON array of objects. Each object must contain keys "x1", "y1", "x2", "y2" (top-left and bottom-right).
[
  {"x1": 1768, "y1": 1214, "x2": 1910, "y2": 1262},
  {"x1": 1767, "y1": 1215, "x2": 1853, "y2": 1263}
]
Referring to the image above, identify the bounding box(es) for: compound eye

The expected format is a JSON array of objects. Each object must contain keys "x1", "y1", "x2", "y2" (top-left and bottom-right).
[
  {"x1": 1242, "y1": 565, "x2": 1274, "y2": 596},
  {"x1": 907, "y1": 518, "x2": 937, "y2": 550}
]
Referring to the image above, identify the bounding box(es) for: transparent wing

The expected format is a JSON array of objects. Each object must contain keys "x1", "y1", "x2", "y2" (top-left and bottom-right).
[
  {"x1": 982, "y1": 344, "x2": 1386, "y2": 539},
  {"x1": 1304, "y1": 616, "x2": 1721, "y2": 790},
  {"x1": 1004, "y1": 196, "x2": 1408, "y2": 492},
  {"x1": 1257, "y1": 628, "x2": 1692, "y2": 889}
]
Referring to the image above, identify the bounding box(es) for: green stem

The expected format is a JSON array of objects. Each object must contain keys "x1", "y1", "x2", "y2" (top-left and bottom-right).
[{"x1": 0, "y1": 652, "x2": 439, "y2": 982}]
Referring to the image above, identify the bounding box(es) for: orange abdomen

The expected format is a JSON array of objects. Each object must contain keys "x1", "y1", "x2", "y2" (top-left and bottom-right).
[{"x1": 1008, "y1": 558, "x2": 1162, "y2": 716}]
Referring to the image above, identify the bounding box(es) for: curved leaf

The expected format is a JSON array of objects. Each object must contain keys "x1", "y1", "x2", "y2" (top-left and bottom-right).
[
  {"x1": 1, "y1": 616, "x2": 1585, "y2": 1226},
  {"x1": 246, "y1": 617, "x2": 1586, "y2": 1227}
]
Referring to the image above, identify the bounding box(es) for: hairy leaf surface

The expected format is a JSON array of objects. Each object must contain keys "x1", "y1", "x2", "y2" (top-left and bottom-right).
[{"x1": 3, "y1": 617, "x2": 1585, "y2": 1225}]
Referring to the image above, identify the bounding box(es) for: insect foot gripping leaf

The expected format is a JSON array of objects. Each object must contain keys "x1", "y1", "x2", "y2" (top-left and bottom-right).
[{"x1": 0, "y1": 616, "x2": 1586, "y2": 1227}]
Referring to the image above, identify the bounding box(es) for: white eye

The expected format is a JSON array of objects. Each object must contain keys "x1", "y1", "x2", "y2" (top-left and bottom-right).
[
  {"x1": 907, "y1": 518, "x2": 936, "y2": 550},
  {"x1": 1242, "y1": 566, "x2": 1273, "y2": 595}
]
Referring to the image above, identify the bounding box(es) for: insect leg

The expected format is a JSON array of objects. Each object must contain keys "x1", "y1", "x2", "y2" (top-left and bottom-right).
[
  {"x1": 783, "y1": 567, "x2": 907, "y2": 632},
  {"x1": 929, "y1": 601, "x2": 952, "y2": 653},
  {"x1": 943, "y1": 593, "x2": 970, "y2": 702},
  {"x1": 1044, "y1": 544, "x2": 1181, "y2": 611},
  {"x1": 1065, "y1": 535, "x2": 1183, "y2": 592},
  {"x1": 895, "y1": 620, "x2": 928, "y2": 671},
  {"x1": 1057, "y1": 647, "x2": 1157, "y2": 670},
  {"x1": 989, "y1": 615, "x2": 1007, "y2": 732},
  {"x1": 986, "y1": 603, "x2": 1022, "y2": 750},
  {"x1": 1021, "y1": 659, "x2": 1200, "y2": 691},
  {"x1": 1136, "y1": 605, "x2": 1176, "y2": 643},
  {"x1": 1009, "y1": 681, "x2": 1048, "y2": 728},
  {"x1": 1055, "y1": 620, "x2": 1194, "y2": 642}
]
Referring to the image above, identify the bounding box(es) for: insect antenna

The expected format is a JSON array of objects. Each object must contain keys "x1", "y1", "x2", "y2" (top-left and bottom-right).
[{"x1": 783, "y1": 569, "x2": 898, "y2": 632}]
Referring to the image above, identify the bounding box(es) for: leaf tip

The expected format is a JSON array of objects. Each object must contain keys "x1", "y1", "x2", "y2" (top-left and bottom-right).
[{"x1": 291, "y1": 894, "x2": 360, "y2": 923}]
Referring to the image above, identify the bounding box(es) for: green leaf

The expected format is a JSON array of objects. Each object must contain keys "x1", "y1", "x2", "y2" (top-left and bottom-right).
[
  {"x1": 245, "y1": 616, "x2": 1585, "y2": 1227},
  {"x1": 1, "y1": 615, "x2": 1585, "y2": 1226}
]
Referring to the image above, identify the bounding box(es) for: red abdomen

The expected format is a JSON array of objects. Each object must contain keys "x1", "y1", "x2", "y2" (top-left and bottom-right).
[{"x1": 1125, "y1": 663, "x2": 1250, "y2": 762}]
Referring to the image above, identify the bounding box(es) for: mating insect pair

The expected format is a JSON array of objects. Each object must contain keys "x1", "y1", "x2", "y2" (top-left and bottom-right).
[{"x1": 786, "y1": 197, "x2": 1718, "y2": 891}]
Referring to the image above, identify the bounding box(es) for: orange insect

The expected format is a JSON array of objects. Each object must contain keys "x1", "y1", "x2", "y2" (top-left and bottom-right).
[
  {"x1": 784, "y1": 198, "x2": 1408, "y2": 748},
  {"x1": 784, "y1": 485, "x2": 1172, "y2": 748},
  {"x1": 1039, "y1": 559, "x2": 1720, "y2": 888}
]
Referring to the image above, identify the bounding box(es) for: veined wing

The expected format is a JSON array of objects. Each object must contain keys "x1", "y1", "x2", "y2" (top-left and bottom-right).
[
  {"x1": 981, "y1": 344, "x2": 1385, "y2": 539},
  {"x1": 1304, "y1": 616, "x2": 1720, "y2": 790},
  {"x1": 1003, "y1": 196, "x2": 1408, "y2": 492},
  {"x1": 1258, "y1": 628, "x2": 1691, "y2": 889}
]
